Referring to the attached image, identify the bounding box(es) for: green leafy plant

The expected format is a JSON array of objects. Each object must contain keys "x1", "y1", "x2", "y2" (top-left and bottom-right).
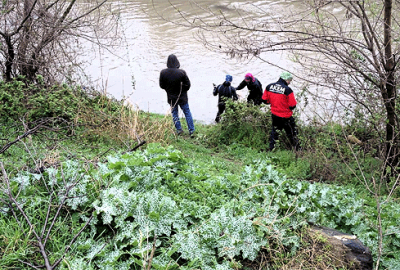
[
  {"x1": 0, "y1": 76, "x2": 90, "y2": 121},
  {"x1": 2, "y1": 143, "x2": 399, "y2": 269},
  {"x1": 206, "y1": 100, "x2": 272, "y2": 151}
]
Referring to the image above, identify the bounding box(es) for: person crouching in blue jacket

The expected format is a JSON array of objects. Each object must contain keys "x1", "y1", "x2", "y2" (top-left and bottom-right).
[{"x1": 213, "y1": 75, "x2": 238, "y2": 123}]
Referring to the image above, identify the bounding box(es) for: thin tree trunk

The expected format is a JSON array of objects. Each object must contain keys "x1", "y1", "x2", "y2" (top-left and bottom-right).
[
  {"x1": 383, "y1": 0, "x2": 398, "y2": 175},
  {"x1": 4, "y1": 35, "x2": 15, "y2": 81},
  {"x1": 19, "y1": 0, "x2": 34, "y2": 79}
]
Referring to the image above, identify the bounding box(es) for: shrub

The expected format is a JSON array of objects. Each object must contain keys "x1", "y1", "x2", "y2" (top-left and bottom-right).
[
  {"x1": 0, "y1": 76, "x2": 87, "y2": 121},
  {"x1": 206, "y1": 100, "x2": 274, "y2": 151}
]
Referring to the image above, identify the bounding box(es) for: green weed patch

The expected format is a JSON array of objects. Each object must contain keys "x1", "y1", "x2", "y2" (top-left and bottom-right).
[{"x1": 2, "y1": 144, "x2": 399, "y2": 269}]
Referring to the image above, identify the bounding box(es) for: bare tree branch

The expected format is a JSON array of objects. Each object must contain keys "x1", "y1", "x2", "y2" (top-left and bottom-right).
[
  {"x1": 0, "y1": 0, "x2": 119, "y2": 83},
  {"x1": 0, "y1": 117, "x2": 71, "y2": 155},
  {"x1": 1, "y1": 158, "x2": 95, "y2": 269}
]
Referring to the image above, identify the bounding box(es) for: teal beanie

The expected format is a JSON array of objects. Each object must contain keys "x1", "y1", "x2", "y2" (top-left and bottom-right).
[{"x1": 280, "y1": 71, "x2": 293, "y2": 81}]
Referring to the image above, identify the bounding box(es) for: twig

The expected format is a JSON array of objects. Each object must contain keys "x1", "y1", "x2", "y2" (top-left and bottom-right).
[
  {"x1": 1, "y1": 161, "x2": 94, "y2": 270},
  {"x1": 18, "y1": 260, "x2": 44, "y2": 269},
  {"x1": 8, "y1": 202, "x2": 27, "y2": 238},
  {"x1": 122, "y1": 140, "x2": 147, "y2": 154},
  {"x1": 97, "y1": 147, "x2": 116, "y2": 158},
  {"x1": 1, "y1": 162, "x2": 53, "y2": 270},
  {"x1": 43, "y1": 171, "x2": 81, "y2": 246},
  {"x1": 0, "y1": 124, "x2": 42, "y2": 154},
  {"x1": 52, "y1": 214, "x2": 94, "y2": 269},
  {"x1": 147, "y1": 234, "x2": 158, "y2": 270},
  {"x1": 41, "y1": 193, "x2": 54, "y2": 239},
  {"x1": 236, "y1": 183, "x2": 273, "y2": 199},
  {"x1": 0, "y1": 117, "x2": 72, "y2": 155}
]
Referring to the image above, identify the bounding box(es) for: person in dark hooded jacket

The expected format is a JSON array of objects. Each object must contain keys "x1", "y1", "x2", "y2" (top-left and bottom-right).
[
  {"x1": 235, "y1": 73, "x2": 263, "y2": 105},
  {"x1": 213, "y1": 74, "x2": 238, "y2": 123},
  {"x1": 159, "y1": 54, "x2": 195, "y2": 136}
]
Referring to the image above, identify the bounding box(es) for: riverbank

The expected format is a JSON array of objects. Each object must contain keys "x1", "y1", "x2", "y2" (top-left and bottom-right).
[{"x1": 1, "y1": 82, "x2": 399, "y2": 269}]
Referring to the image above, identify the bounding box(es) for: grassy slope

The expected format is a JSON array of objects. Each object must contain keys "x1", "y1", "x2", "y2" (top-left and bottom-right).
[{"x1": 2, "y1": 111, "x2": 399, "y2": 269}]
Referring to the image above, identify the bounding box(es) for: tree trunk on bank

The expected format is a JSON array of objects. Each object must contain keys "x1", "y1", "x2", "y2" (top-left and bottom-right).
[
  {"x1": 4, "y1": 35, "x2": 15, "y2": 81},
  {"x1": 383, "y1": 0, "x2": 399, "y2": 176}
]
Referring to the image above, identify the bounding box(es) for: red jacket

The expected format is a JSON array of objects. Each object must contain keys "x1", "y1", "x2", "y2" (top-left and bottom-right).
[{"x1": 262, "y1": 78, "x2": 297, "y2": 118}]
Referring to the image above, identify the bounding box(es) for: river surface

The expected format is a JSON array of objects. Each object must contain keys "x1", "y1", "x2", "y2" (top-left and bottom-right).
[{"x1": 86, "y1": 0, "x2": 307, "y2": 124}]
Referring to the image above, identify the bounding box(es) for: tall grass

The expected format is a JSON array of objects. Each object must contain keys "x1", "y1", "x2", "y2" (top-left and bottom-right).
[
  {"x1": 0, "y1": 79, "x2": 176, "y2": 173},
  {"x1": 75, "y1": 98, "x2": 174, "y2": 148}
]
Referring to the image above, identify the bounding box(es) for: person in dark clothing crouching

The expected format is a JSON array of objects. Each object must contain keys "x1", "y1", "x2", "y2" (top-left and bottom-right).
[
  {"x1": 213, "y1": 75, "x2": 238, "y2": 123},
  {"x1": 262, "y1": 71, "x2": 300, "y2": 150},
  {"x1": 159, "y1": 54, "x2": 195, "y2": 137},
  {"x1": 235, "y1": 73, "x2": 263, "y2": 105}
]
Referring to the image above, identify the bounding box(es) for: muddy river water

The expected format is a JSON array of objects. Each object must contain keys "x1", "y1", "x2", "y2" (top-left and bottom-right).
[{"x1": 86, "y1": 0, "x2": 310, "y2": 124}]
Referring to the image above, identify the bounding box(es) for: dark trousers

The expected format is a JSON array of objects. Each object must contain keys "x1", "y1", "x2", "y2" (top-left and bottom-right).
[
  {"x1": 215, "y1": 102, "x2": 226, "y2": 123},
  {"x1": 270, "y1": 114, "x2": 300, "y2": 150}
]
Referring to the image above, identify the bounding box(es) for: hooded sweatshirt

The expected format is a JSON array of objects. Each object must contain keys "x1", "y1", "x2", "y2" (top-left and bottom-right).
[
  {"x1": 236, "y1": 75, "x2": 263, "y2": 104},
  {"x1": 159, "y1": 54, "x2": 191, "y2": 106},
  {"x1": 213, "y1": 81, "x2": 238, "y2": 104}
]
